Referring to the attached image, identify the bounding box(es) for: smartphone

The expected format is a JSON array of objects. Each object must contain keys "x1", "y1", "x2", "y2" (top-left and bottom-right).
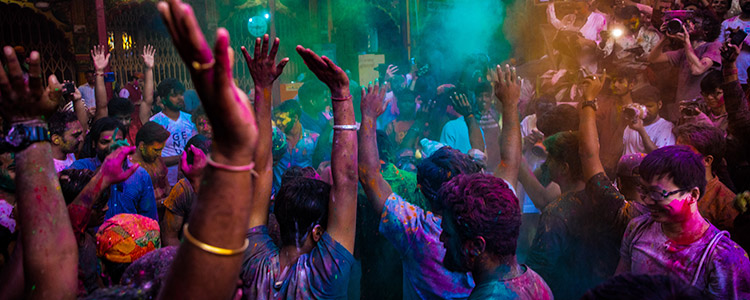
[
  {"x1": 730, "y1": 30, "x2": 748, "y2": 46},
  {"x1": 104, "y1": 72, "x2": 115, "y2": 83},
  {"x1": 63, "y1": 82, "x2": 75, "y2": 95}
]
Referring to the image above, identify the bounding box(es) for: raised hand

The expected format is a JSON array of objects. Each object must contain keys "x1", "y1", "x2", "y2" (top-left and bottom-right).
[
  {"x1": 450, "y1": 92, "x2": 474, "y2": 117},
  {"x1": 180, "y1": 145, "x2": 207, "y2": 180},
  {"x1": 721, "y1": 41, "x2": 740, "y2": 63},
  {"x1": 142, "y1": 44, "x2": 156, "y2": 69},
  {"x1": 91, "y1": 45, "x2": 110, "y2": 72},
  {"x1": 385, "y1": 64, "x2": 399, "y2": 80},
  {"x1": 296, "y1": 45, "x2": 349, "y2": 97},
  {"x1": 360, "y1": 83, "x2": 389, "y2": 119},
  {"x1": 0, "y1": 47, "x2": 61, "y2": 123},
  {"x1": 581, "y1": 69, "x2": 606, "y2": 101},
  {"x1": 493, "y1": 64, "x2": 521, "y2": 109},
  {"x1": 158, "y1": 0, "x2": 257, "y2": 160},
  {"x1": 241, "y1": 34, "x2": 289, "y2": 89},
  {"x1": 99, "y1": 146, "x2": 140, "y2": 186}
]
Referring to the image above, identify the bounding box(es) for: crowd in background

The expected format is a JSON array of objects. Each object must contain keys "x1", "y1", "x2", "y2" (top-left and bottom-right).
[{"x1": 1, "y1": 0, "x2": 750, "y2": 299}]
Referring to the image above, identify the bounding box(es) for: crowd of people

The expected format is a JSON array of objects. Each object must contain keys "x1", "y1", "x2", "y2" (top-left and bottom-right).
[{"x1": 1, "y1": 0, "x2": 750, "y2": 299}]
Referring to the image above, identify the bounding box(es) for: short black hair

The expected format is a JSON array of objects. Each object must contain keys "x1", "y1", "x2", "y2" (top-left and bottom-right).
[
  {"x1": 184, "y1": 134, "x2": 211, "y2": 165},
  {"x1": 633, "y1": 85, "x2": 661, "y2": 104},
  {"x1": 674, "y1": 123, "x2": 725, "y2": 172},
  {"x1": 48, "y1": 110, "x2": 78, "y2": 137},
  {"x1": 191, "y1": 106, "x2": 207, "y2": 125},
  {"x1": 59, "y1": 169, "x2": 96, "y2": 205},
  {"x1": 474, "y1": 81, "x2": 493, "y2": 96},
  {"x1": 700, "y1": 70, "x2": 723, "y2": 94},
  {"x1": 537, "y1": 104, "x2": 579, "y2": 137},
  {"x1": 135, "y1": 121, "x2": 170, "y2": 147},
  {"x1": 544, "y1": 131, "x2": 583, "y2": 181},
  {"x1": 274, "y1": 177, "x2": 331, "y2": 246},
  {"x1": 108, "y1": 97, "x2": 134, "y2": 117},
  {"x1": 275, "y1": 100, "x2": 302, "y2": 121},
  {"x1": 156, "y1": 78, "x2": 186, "y2": 99},
  {"x1": 417, "y1": 147, "x2": 483, "y2": 210},
  {"x1": 297, "y1": 81, "x2": 327, "y2": 108},
  {"x1": 639, "y1": 145, "x2": 707, "y2": 199},
  {"x1": 582, "y1": 273, "x2": 708, "y2": 300}
]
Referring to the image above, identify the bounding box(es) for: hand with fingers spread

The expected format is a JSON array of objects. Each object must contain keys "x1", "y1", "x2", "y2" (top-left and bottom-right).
[
  {"x1": 142, "y1": 45, "x2": 156, "y2": 69},
  {"x1": 360, "y1": 83, "x2": 390, "y2": 119},
  {"x1": 241, "y1": 34, "x2": 289, "y2": 89},
  {"x1": 91, "y1": 45, "x2": 111, "y2": 72},
  {"x1": 296, "y1": 46, "x2": 350, "y2": 97},
  {"x1": 159, "y1": 0, "x2": 257, "y2": 160},
  {"x1": 99, "y1": 146, "x2": 140, "y2": 186},
  {"x1": 385, "y1": 64, "x2": 399, "y2": 81},
  {"x1": 451, "y1": 92, "x2": 474, "y2": 117},
  {"x1": 493, "y1": 64, "x2": 522, "y2": 109},
  {"x1": 0, "y1": 47, "x2": 61, "y2": 123}
]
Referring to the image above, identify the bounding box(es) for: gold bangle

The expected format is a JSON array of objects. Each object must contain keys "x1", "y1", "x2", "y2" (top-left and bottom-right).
[
  {"x1": 191, "y1": 59, "x2": 215, "y2": 72},
  {"x1": 182, "y1": 223, "x2": 249, "y2": 256}
]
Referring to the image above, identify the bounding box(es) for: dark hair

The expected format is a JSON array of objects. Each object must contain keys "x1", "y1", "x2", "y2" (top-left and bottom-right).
[
  {"x1": 608, "y1": 65, "x2": 637, "y2": 82},
  {"x1": 377, "y1": 130, "x2": 395, "y2": 165},
  {"x1": 275, "y1": 99, "x2": 302, "y2": 121},
  {"x1": 136, "y1": 121, "x2": 170, "y2": 147},
  {"x1": 81, "y1": 117, "x2": 127, "y2": 158},
  {"x1": 108, "y1": 97, "x2": 134, "y2": 117},
  {"x1": 274, "y1": 177, "x2": 330, "y2": 246},
  {"x1": 439, "y1": 173, "x2": 520, "y2": 256},
  {"x1": 297, "y1": 81, "x2": 327, "y2": 108},
  {"x1": 614, "y1": 5, "x2": 641, "y2": 20},
  {"x1": 474, "y1": 81, "x2": 493, "y2": 96},
  {"x1": 695, "y1": 9, "x2": 721, "y2": 42},
  {"x1": 184, "y1": 134, "x2": 211, "y2": 165},
  {"x1": 190, "y1": 106, "x2": 207, "y2": 125},
  {"x1": 582, "y1": 273, "x2": 708, "y2": 300},
  {"x1": 537, "y1": 104, "x2": 579, "y2": 137},
  {"x1": 156, "y1": 78, "x2": 186, "y2": 100},
  {"x1": 674, "y1": 123, "x2": 725, "y2": 172},
  {"x1": 632, "y1": 85, "x2": 661, "y2": 104},
  {"x1": 59, "y1": 169, "x2": 96, "y2": 205},
  {"x1": 543, "y1": 131, "x2": 584, "y2": 180},
  {"x1": 699, "y1": 70, "x2": 723, "y2": 94},
  {"x1": 639, "y1": 145, "x2": 707, "y2": 198},
  {"x1": 280, "y1": 166, "x2": 319, "y2": 186},
  {"x1": 394, "y1": 89, "x2": 417, "y2": 119},
  {"x1": 417, "y1": 147, "x2": 483, "y2": 209},
  {"x1": 48, "y1": 110, "x2": 78, "y2": 137}
]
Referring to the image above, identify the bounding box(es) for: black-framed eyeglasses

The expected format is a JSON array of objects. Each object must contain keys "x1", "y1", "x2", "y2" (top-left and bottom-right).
[{"x1": 637, "y1": 186, "x2": 691, "y2": 202}]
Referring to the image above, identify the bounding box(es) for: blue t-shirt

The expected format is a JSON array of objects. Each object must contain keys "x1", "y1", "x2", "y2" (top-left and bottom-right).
[
  {"x1": 439, "y1": 116, "x2": 484, "y2": 154},
  {"x1": 67, "y1": 158, "x2": 158, "y2": 221},
  {"x1": 239, "y1": 225, "x2": 354, "y2": 299}
]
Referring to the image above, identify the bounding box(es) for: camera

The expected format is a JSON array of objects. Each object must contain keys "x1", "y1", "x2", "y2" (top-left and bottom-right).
[
  {"x1": 679, "y1": 98, "x2": 703, "y2": 117},
  {"x1": 666, "y1": 19, "x2": 684, "y2": 35},
  {"x1": 623, "y1": 103, "x2": 648, "y2": 120},
  {"x1": 62, "y1": 82, "x2": 75, "y2": 96},
  {"x1": 662, "y1": 10, "x2": 694, "y2": 35}
]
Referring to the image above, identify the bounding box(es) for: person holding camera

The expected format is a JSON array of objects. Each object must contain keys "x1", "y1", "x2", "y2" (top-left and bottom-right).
[
  {"x1": 622, "y1": 86, "x2": 677, "y2": 155},
  {"x1": 648, "y1": 9, "x2": 723, "y2": 121},
  {"x1": 719, "y1": 0, "x2": 750, "y2": 89}
]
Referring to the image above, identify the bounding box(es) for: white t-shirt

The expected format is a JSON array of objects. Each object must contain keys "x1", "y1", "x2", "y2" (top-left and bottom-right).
[
  {"x1": 719, "y1": 16, "x2": 750, "y2": 84},
  {"x1": 623, "y1": 117, "x2": 676, "y2": 155},
  {"x1": 54, "y1": 153, "x2": 76, "y2": 173},
  {"x1": 78, "y1": 83, "x2": 95, "y2": 108},
  {"x1": 150, "y1": 111, "x2": 197, "y2": 185}
]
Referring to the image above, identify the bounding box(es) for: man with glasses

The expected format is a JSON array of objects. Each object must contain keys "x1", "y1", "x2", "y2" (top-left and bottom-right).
[{"x1": 616, "y1": 145, "x2": 750, "y2": 299}]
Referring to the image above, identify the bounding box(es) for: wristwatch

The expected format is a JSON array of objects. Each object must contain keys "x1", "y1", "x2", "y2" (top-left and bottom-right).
[
  {"x1": 582, "y1": 100, "x2": 598, "y2": 111},
  {"x1": 0, "y1": 123, "x2": 51, "y2": 153}
]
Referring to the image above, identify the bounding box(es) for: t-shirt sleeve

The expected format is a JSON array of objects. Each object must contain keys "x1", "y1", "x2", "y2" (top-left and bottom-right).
[
  {"x1": 378, "y1": 193, "x2": 431, "y2": 254},
  {"x1": 308, "y1": 232, "x2": 356, "y2": 298},
  {"x1": 163, "y1": 179, "x2": 192, "y2": 217},
  {"x1": 618, "y1": 218, "x2": 637, "y2": 273},
  {"x1": 665, "y1": 49, "x2": 684, "y2": 67},
  {"x1": 700, "y1": 42, "x2": 723, "y2": 65},
  {"x1": 652, "y1": 121, "x2": 676, "y2": 148},
  {"x1": 706, "y1": 238, "x2": 750, "y2": 300},
  {"x1": 585, "y1": 173, "x2": 627, "y2": 223},
  {"x1": 240, "y1": 226, "x2": 278, "y2": 293}
]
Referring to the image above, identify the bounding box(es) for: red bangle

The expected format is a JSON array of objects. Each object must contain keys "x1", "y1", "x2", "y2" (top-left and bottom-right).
[{"x1": 331, "y1": 95, "x2": 352, "y2": 101}]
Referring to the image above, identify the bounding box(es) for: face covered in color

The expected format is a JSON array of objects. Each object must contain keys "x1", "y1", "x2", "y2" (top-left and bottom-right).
[{"x1": 639, "y1": 175, "x2": 698, "y2": 224}]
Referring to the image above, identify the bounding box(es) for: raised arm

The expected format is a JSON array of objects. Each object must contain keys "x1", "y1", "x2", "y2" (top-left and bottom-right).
[
  {"x1": 720, "y1": 42, "x2": 750, "y2": 143},
  {"x1": 648, "y1": 37, "x2": 670, "y2": 64},
  {"x1": 69, "y1": 85, "x2": 90, "y2": 133},
  {"x1": 297, "y1": 45, "x2": 358, "y2": 253},
  {"x1": 579, "y1": 72, "x2": 607, "y2": 181},
  {"x1": 241, "y1": 34, "x2": 288, "y2": 228},
  {"x1": 157, "y1": 1, "x2": 259, "y2": 299},
  {"x1": 493, "y1": 65, "x2": 522, "y2": 187},
  {"x1": 358, "y1": 83, "x2": 393, "y2": 213},
  {"x1": 140, "y1": 45, "x2": 156, "y2": 123},
  {"x1": 451, "y1": 92, "x2": 485, "y2": 151},
  {"x1": 0, "y1": 47, "x2": 77, "y2": 299},
  {"x1": 68, "y1": 146, "x2": 139, "y2": 241},
  {"x1": 91, "y1": 45, "x2": 110, "y2": 121}
]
